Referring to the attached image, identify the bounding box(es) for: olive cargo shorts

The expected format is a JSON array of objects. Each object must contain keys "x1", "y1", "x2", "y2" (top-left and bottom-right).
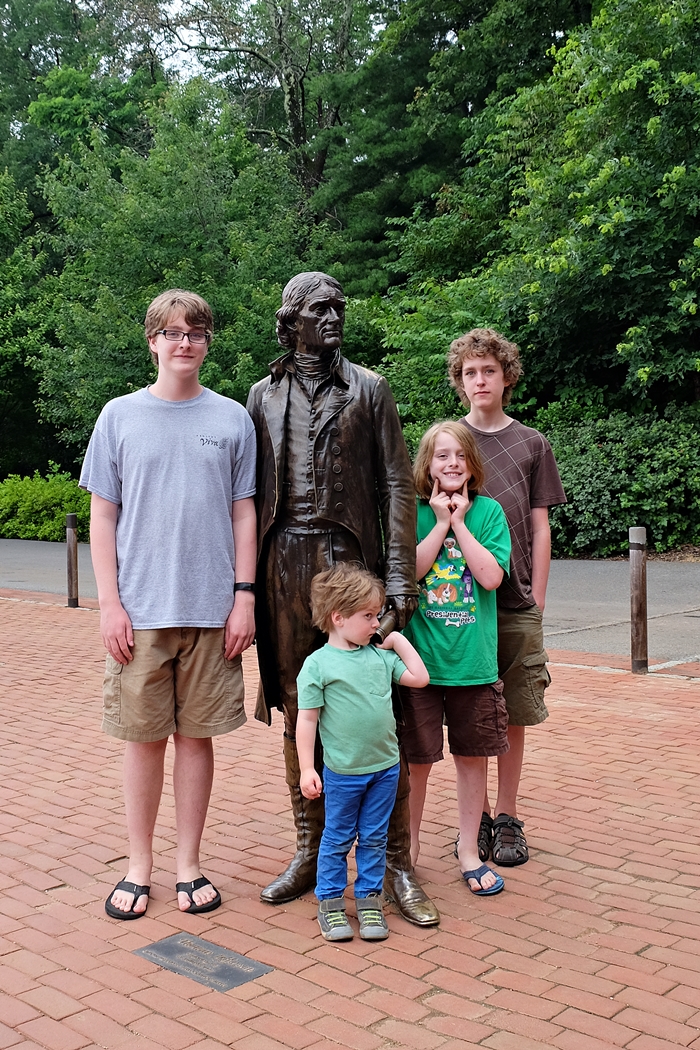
[{"x1": 497, "y1": 605, "x2": 550, "y2": 727}]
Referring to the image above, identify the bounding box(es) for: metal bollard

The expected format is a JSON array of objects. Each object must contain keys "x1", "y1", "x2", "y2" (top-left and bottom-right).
[
  {"x1": 629, "y1": 526, "x2": 648, "y2": 674},
  {"x1": 66, "y1": 512, "x2": 79, "y2": 608}
]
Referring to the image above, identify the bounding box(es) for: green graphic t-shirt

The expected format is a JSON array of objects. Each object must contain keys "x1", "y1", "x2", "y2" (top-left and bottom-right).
[{"x1": 403, "y1": 495, "x2": 511, "y2": 686}]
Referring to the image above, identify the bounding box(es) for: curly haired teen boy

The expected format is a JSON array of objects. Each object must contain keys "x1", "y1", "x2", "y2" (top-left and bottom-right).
[{"x1": 449, "y1": 329, "x2": 566, "y2": 867}]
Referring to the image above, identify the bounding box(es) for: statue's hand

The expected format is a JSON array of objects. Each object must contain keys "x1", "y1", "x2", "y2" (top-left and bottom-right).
[{"x1": 386, "y1": 594, "x2": 419, "y2": 631}]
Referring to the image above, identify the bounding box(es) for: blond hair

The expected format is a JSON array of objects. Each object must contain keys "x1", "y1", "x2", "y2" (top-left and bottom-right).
[
  {"x1": 144, "y1": 289, "x2": 213, "y2": 365},
  {"x1": 447, "y1": 328, "x2": 523, "y2": 407},
  {"x1": 413, "y1": 421, "x2": 485, "y2": 500},
  {"x1": 310, "y1": 563, "x2": 385, "y2": 635}
]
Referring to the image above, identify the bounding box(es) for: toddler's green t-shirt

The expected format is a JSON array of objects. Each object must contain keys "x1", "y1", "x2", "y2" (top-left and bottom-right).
[{"x1": 297, "y1": 644, "x2": 406, "y2": 775}]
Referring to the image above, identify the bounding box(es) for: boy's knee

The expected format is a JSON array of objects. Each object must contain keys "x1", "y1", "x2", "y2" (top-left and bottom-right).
[
  {"x1": 359, "y1": 834, "x2": 387, "y2": 851},
  {"x1": 322, "y1": 830, "x2": 355, "y2": 853}
]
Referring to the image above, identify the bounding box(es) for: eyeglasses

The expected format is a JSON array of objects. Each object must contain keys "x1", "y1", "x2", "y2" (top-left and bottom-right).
[{"x1": 156, "y1": 329, "x2": 210, "y2": 344}]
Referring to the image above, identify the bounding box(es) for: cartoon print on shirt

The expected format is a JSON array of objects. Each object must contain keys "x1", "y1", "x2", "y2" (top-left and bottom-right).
[
  {"x1": 420, "y1": 533, "x2": 477, "y2": 627},
  {"x1": 444, "y1": 537, "x2": 463, "y2": 560},
  {"x1": 462, "y1": 566, "x2": 474, "y2": 603}
]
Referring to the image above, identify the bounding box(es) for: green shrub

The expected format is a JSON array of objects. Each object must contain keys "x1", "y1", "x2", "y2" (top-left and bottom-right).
[
  {"x1": 0, "y1": 465, "x2": 91, "y2": 541},
  {"x1": 541, "y1": 409, "x2": 700, "y2": 557}
]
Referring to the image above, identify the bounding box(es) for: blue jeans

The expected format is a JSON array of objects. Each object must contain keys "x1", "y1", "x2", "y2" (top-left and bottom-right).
[{"x1": 315, "y1": 762, "x2": 401, "y2": 900}]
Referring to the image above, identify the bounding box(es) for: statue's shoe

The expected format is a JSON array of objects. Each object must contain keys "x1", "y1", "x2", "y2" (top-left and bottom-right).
[
  {"x1": 383, "y1": 866, "x2": 440, "y2": 926},
  {"x1": 260, "y1": 850, "x2": 317, "y2": 904}
]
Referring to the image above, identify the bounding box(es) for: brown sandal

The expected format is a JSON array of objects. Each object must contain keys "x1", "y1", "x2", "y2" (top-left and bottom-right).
[
  {"x1": 478, "y1": 812, "x2": 494, "y2": 863},
  {"x1": 452, "y1": 812, "x2": 493, "y2": 865},
  {"x1": 492, "y1": 814, "x2": 529, "y2": 866}
]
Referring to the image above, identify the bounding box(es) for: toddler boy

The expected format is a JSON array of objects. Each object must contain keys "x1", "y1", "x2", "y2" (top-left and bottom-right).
[{"x1": 296, "y1": 564, "x2": 428, "y2": 941}]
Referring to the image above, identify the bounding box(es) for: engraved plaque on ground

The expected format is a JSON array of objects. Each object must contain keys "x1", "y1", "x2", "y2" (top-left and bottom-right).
[{"x1": 134, "y1": 933, "x2": 273, "y2": 991}]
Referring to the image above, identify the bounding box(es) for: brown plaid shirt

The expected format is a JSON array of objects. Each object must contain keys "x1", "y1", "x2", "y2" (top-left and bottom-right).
[{"x1": 461, "y1": 418, "x2": 566, "y2": 609}]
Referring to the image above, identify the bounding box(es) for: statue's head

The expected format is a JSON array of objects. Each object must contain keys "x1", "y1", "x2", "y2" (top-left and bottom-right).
[{"x1": 276, "y1": 271, "x2": 345, "y2": 352}]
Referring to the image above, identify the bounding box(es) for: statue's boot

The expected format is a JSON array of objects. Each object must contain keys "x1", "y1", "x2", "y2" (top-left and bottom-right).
[
  {"x1": 261, "y1": 735, "x2": 324, "y2": 904},
  {"x1": 383, "y1": 758, "x2": 440, "y2": 926}
]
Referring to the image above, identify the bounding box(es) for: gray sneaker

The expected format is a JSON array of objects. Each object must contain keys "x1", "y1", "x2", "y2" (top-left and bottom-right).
[
  {"x1": 317, "y1": 897, "x2": 353, "y2": 941},
  {"x1": 355, "y1": 894, "x2": 389, "y2": 940}
]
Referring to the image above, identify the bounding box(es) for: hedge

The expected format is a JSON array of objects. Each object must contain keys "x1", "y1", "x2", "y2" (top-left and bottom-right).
[
  {"x1": 0, "y1": 465, "x2": 91, "y2": 542},
  {"x1": 542, "y1": 409, "x2": 700, "y2": 557},
  {"x1": 1, "y1": 407, "x2": 699, "y2": 557}
]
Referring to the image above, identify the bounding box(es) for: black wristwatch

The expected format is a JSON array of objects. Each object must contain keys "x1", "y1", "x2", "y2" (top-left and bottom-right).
[{"x1": 234, "y1": 582, "x2": 255, "y2": 594}]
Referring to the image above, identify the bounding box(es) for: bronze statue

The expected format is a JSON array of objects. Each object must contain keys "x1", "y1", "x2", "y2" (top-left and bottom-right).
[{"x1": 246, "y1": 272, "x2": 439, "y2": 926}]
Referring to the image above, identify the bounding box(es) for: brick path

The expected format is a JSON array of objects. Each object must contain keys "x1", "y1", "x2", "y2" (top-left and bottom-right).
[{"x1": 2, "y1": 594, "x2": 700, "y2": 1050}]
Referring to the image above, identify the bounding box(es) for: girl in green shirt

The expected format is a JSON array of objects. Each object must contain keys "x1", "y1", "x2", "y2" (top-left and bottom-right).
[{"x1": 402, "y1": 422, "x2": 511, "y2": 895}]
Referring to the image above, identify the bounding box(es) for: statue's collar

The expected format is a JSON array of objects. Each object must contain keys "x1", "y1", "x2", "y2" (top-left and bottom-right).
[{"x1": 269, "y1": 349, "x2": 349, "y2": 388}]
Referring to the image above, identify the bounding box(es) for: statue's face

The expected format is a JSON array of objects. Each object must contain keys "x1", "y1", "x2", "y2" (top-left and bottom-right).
[{"x1": 294, "y1": 282, "x2": 345, "y2": 352}]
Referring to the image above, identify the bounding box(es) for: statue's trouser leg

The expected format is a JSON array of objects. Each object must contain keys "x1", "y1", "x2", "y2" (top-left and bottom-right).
[
  {"x1": 382, "y1": 752, "x2": 440, "y2": 925},
  {"x1": 260, "y1": 530, "x2": 340, "y2": 905},
  {"x1": 259, "y1": 733, "x2": 326, "y2": 905}
]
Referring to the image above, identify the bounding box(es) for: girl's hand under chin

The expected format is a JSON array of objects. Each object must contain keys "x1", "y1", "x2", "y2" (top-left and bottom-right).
[
  {"x1": 449, "y1": 481, "x2": 472, "y2": 526},
  {"x1": 429, "y1": 477, "x2": 454, "y2": 526}
]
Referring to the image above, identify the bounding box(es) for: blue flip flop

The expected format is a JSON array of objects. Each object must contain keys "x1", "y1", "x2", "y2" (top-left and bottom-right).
[{"x1": 461, "y1": 863, "x2": 504, "y2": 896}]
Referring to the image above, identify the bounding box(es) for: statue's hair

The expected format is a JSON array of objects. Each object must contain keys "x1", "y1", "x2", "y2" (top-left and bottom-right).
[
  {"x1": 276, "y1": 271, "x2": 344, "y2": 349},
  {"x1": 310, "y1": 563, "x2": 385, "y2": 635},
  {"x1": 144, "y1": 289, "x2": 213, "y2": 365},
  {"x1": 413, "y1": 421, "x2": 485, "y2": 500},
  {"x1": 447, "y1": 328, "x2": 522, "y2": 407}
]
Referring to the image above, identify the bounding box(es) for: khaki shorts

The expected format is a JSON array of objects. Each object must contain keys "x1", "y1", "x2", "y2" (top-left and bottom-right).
[
  {"x1": 497, "y1": 605, "x2": 550, "y2": 727},
  {"x1": 102, "y1": 628, "x2": 246, "y2": 742}
]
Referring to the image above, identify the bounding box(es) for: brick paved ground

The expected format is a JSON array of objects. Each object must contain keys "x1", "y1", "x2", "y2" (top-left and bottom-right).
[{"x1": 2, "y1": 593, "x2": 700, "y2": 1050}]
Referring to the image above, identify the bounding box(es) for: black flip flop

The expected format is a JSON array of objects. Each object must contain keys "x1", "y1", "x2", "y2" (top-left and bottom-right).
[
  {"x1": 176, "y1": 875, "x2": 222, "y2": 914},
  {"x1": 105, "y1": 879, "x2": 150, "y2": 920}
]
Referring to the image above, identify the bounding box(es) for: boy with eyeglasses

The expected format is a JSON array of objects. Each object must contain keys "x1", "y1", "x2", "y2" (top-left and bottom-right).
[{"x1": 80, "y1": 289, "x2": 257, "y2": 919}]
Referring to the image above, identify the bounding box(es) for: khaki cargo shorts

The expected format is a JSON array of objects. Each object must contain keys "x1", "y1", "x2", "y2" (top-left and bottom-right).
[
  {"x1": 497, "y1": 605, "x2": 550, "y2": 727},
  {"x1": 102, "y1": 627, "x2": 246, "y2": 742}
]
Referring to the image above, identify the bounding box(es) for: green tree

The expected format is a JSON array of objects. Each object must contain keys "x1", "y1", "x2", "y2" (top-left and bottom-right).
[
  {"x1": 148, "y1": 0, "x2": 380, "y2": 192},
  {"x1": 314, "y1": 0, "x2": 594, "y2": 293},
  {"x1": 385, "y1": 0, "x2": 700, "y2": 413},
  {"x1": 0, "y1": 0, "x2": 162, "y2": 207},
  {"x1": 311, "y1": 8, "x2": 463, "y2": 294},
  {"x1": 28, "y1": 63, "x2": 168, "y2": 157},
  {"x1": 0, "y1": 171, "x2": 64, "y2": 477},
  {"x1": 29, "y1": 80, "x2": 320, "y2": 454}
]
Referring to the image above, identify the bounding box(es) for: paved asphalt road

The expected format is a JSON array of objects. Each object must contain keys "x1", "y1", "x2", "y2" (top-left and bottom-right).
[
  {"x1": 544, "y1": 558, "x2": 700, "y2": 665},
  {"x1": 1, "y1": 538, "x2": 698, "y2": 663}
]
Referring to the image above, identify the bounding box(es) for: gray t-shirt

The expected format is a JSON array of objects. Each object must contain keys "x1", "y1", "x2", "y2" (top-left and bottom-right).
[{"x1": 80, "y1": 387, "x2": 256, "y2": 629}]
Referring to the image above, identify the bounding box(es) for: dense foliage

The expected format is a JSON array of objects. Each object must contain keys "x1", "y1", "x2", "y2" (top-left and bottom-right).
[
  {"x1": 543, "y1": 407, "x2": 700, "y2": 556},
  {"x1": 0, "y1": 0, "x2": 698, "y2": 555},
  {"x1": 383, "y1": 0, "x2": 700, "y2": 411},
  {"x1": 0, "y1": 465, "x2": 91, "y2": 541}
]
